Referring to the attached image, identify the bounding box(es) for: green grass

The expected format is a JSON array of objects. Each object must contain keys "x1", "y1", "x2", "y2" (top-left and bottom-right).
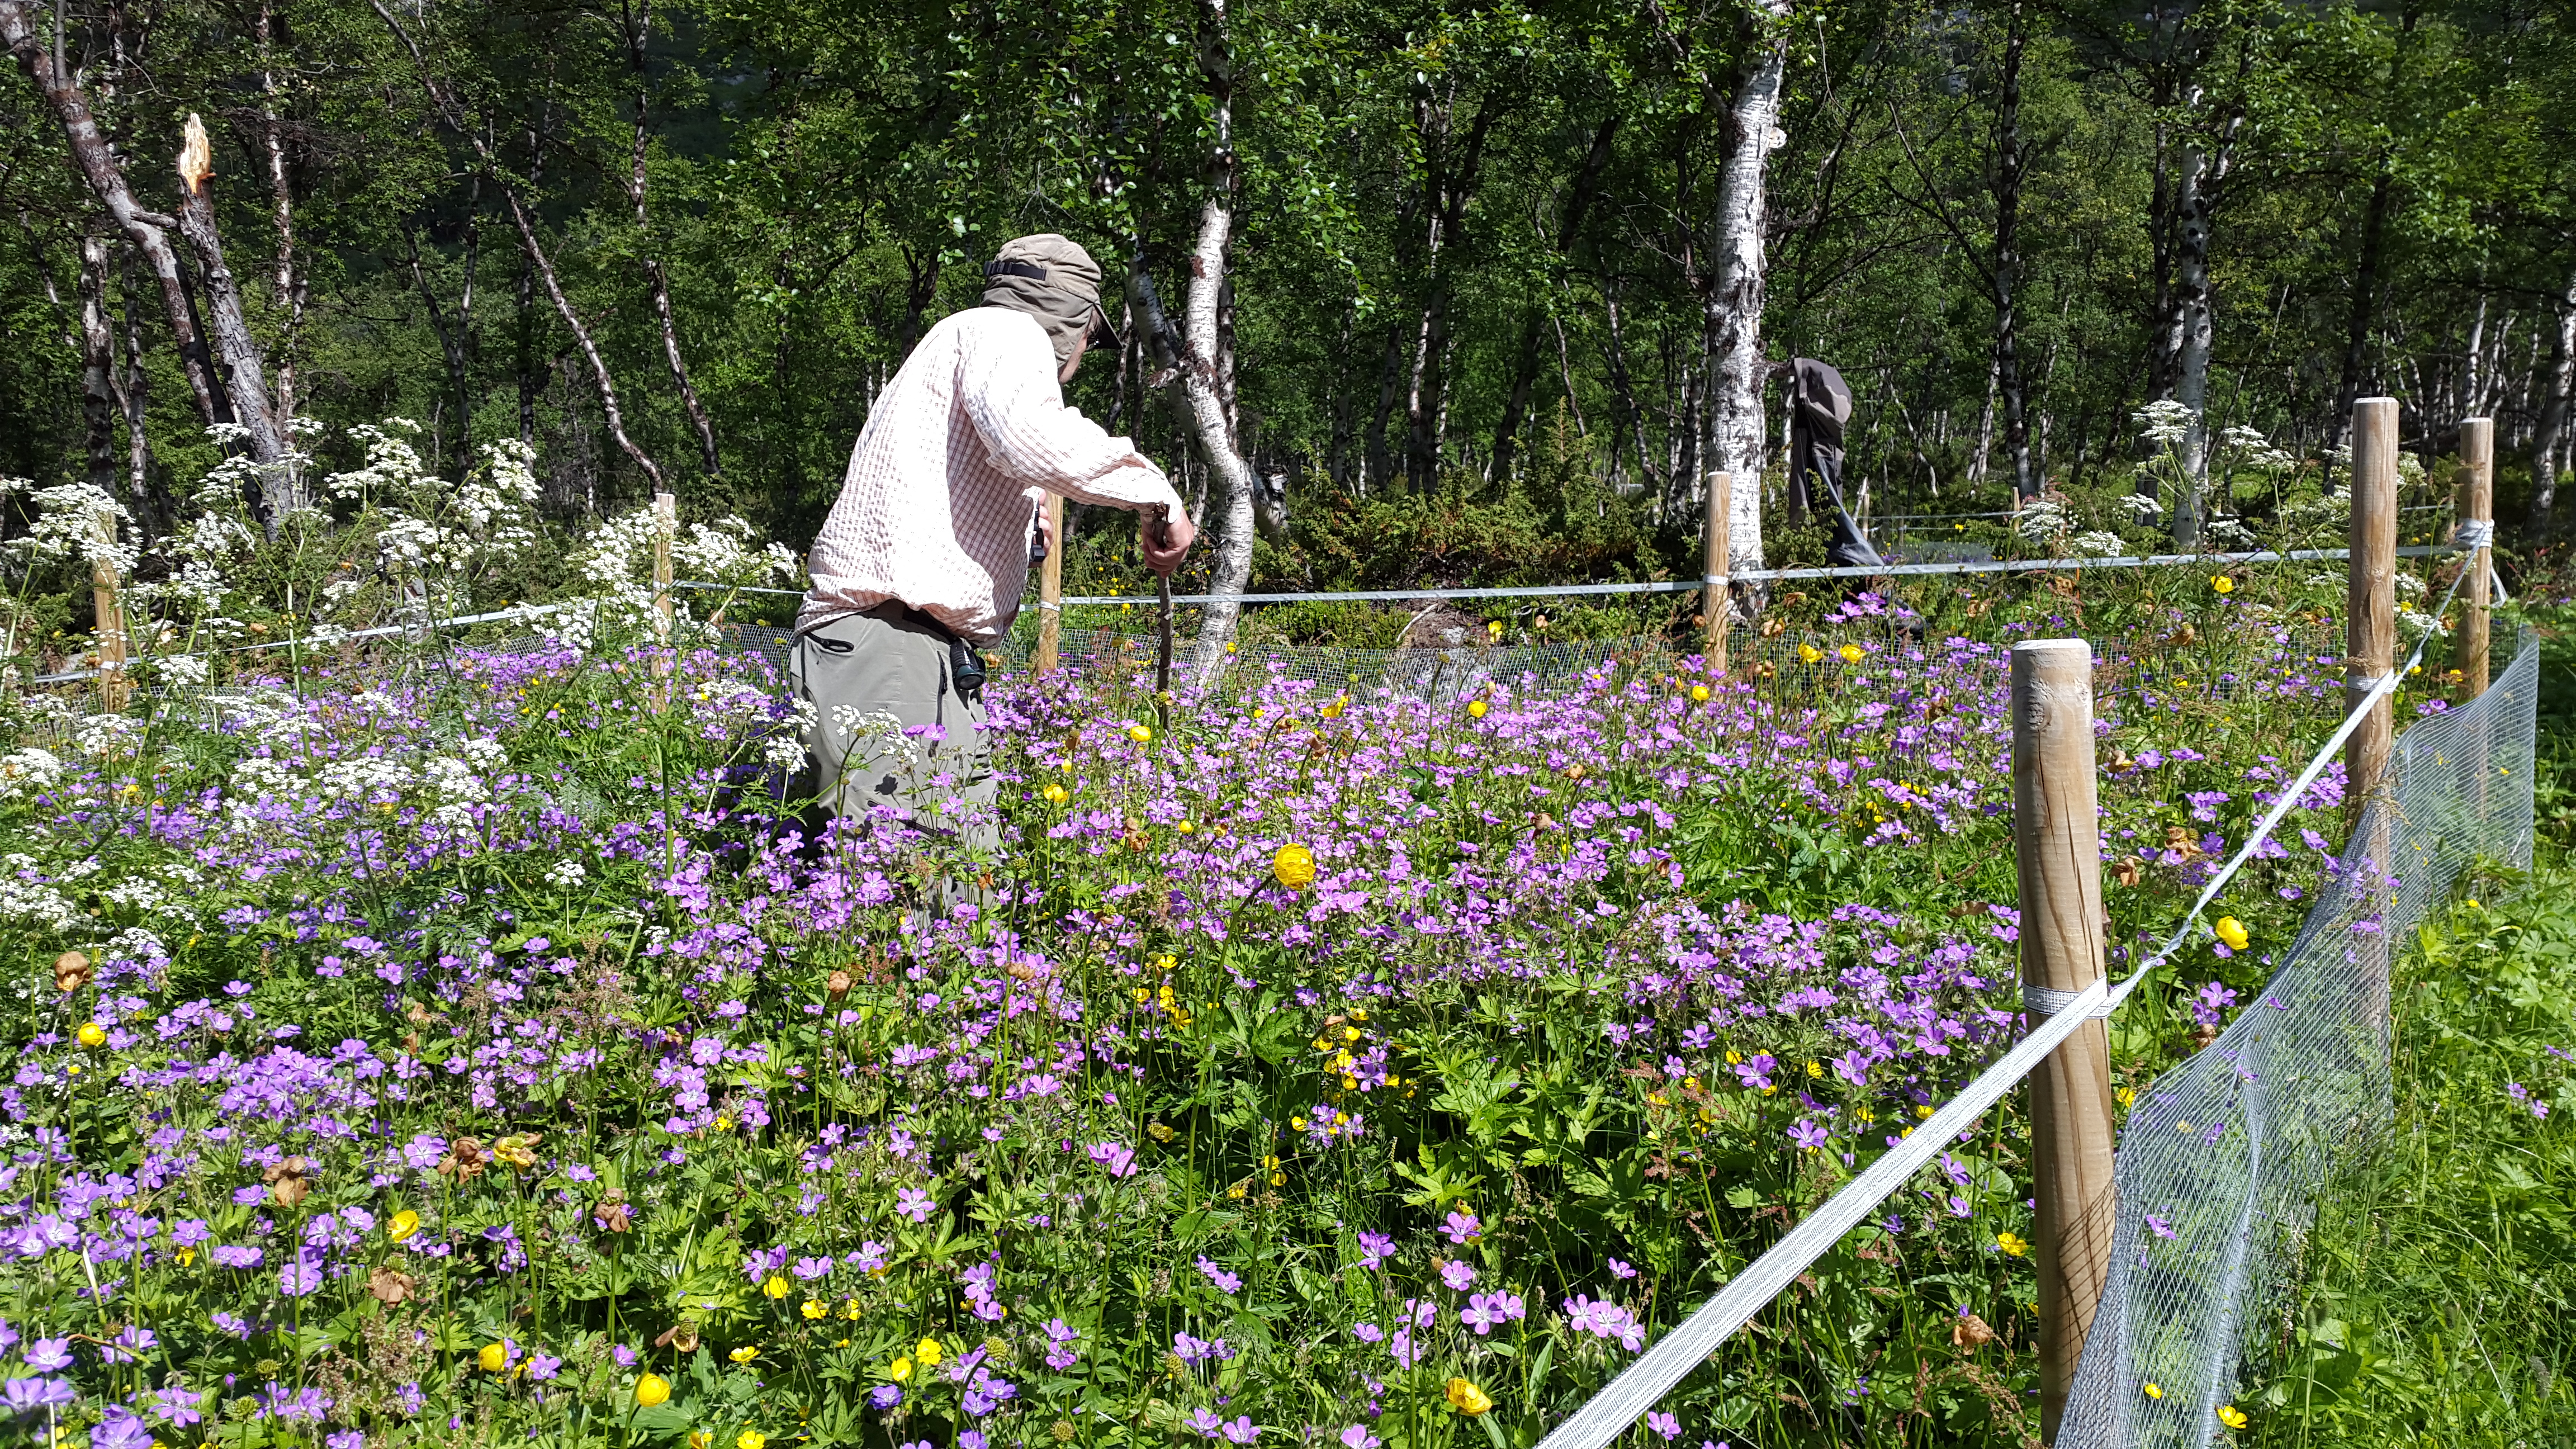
[{"x1": 2244, "y1": 859, "x2": 2576, "y2": 1445}]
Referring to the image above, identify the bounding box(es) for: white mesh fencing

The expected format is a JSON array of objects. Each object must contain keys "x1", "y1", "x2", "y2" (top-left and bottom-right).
[{"x1": 2058, "y1": 631, "x2": 2541, "y2": 1447}]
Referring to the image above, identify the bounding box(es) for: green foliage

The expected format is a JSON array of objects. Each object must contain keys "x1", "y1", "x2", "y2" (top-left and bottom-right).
[{"x1": 2247, "y1": 870, "x2": 2576, "y2": 1446}]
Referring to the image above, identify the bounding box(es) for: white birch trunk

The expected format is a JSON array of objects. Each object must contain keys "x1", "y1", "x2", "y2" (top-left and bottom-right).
[
  {"x1": 2531, "y1": 272, "x2": 2576, "y2": 530},
  {"x1": 1178, "y1": 198, "x2": 1261, "y2": 690},
  {"x1": 1703, "y1": 0, "x2": 1791, "y2": 595},
  {"x1": 2161, "y1": 105, "x2": 2239, "y2": 551}
]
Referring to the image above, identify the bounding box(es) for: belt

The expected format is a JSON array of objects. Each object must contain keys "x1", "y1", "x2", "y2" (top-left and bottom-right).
[{"x1": 858, "y1": 601, "x2": 987, "y2": 703}]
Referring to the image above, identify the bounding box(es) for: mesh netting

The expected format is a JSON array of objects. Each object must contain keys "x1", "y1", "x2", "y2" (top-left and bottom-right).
[{"x1": 2058, "y1": 631, "x2": 2541, "y2": 1448}]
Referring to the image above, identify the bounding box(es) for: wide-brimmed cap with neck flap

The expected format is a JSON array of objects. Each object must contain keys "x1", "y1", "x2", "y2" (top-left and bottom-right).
[{"x1": 982, "y1": 234, "x2": 1123, "y2": 364}]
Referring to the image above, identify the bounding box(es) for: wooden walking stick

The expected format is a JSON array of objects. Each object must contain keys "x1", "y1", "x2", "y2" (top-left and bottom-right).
[
  {"x1": 1037, "y1": 493, "x2": 1065, "y2": 675},
  {"x1": 1150, "y1": 503, "x2": 1174, "y2": 702}
]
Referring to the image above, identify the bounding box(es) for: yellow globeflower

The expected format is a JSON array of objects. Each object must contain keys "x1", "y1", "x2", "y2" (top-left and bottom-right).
[
  {"x1": 2142, "y1": 1381, "x2": 2164, "y2": 1400},
  {"x1": 479, "y1": 1342, "x2": 509, "y2": 1372},
  {"x1": 389, "y1": 1210, "x2": 420, "y2": 1242},
  {"x1": 1689, "y1": 685, "x2": 1711, "y2": 703},
  {"x1": 691, "y1": 1433, "x2": 714, "y2": 1449},
  {"x1": 801, "y1": 1300, "x2": 826, "y2": 1320},
  {"x1": 730, "y1": 1346, "x2": 760, "y2": 1365},
  {"x1": 915, "y1": 1337, "x2": 943, "y2": 1366},
  {"x1": 1996, "y1": 1231, "x2": 2030, "y2": 1258},
  {"x1": 1466, "y1": 699, "x2": 1488, "y2": 718},
  {"x1": 2212, "y1": 574, "x2": 2235, "y2": 595},
  {"x1": 763, "y1": 1275, "x2": 789, "y2": 1300},
  {"x1": 75, "y1": 1022, "x2": 106, "y2": 1049},
  {"x1": 635, "y1": 1373, "x2": 671, "y2": 1408},
  {"x1": 2214, "y1": 916, "x2": 2250, "y2": 952},
  {"x1": 1042, "y1": 783, "x2": 1069, "y2": 805},
  {"x1": 740, "y1": 1433, "x2": 769, "y2": 1449},
  {"x1": 2216, "y1": 1404, "x2": 2247, "y2": 1429},
  {"x1": 1273, "y1": 844, "x2": 1317, "y2": 891},
  {"x1": 1798, "y1": 643, "x2": 1824, "y2": 664},
  {"x1": 1444, "y1": 1377, "x2": 1494, "y2": 1415},
  {"x1": 1126, "y1": 724, "x2": 1153, "y2": 744},
  {"x1": 1838, "y1": 643, "x2": 1864, "y2": 664},
  {"x1": 889, "y1": 1356, "x2": 913, "y2": 1381}
]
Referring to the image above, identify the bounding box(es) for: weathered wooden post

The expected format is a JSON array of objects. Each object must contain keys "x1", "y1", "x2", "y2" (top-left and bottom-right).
[
  {"x1": 2347, "y1": 397, "x2": 2400, "y2": 1024},
  {"x1": 2347, "y1": 399, "x2": 2398, "y2": 823},
  {"x1": 1703, "y1": 471, "x2": 1731, "y2": 673},
  {"x1": 2012, "y1": 637, "x2": 2115, "y2": 1443},
  {"x1": 652, "y1": 490, "x2": 676, "y2": 713},
  {"x1": 92, "y1": 510, "x2": 130, "y2": 712},
  {"x1": 2455, "y1": 416, "x2": 2492, "y2": 698},
  {"x1": 1038, "y1": 493, "x2": 1065, "y2": 675}
]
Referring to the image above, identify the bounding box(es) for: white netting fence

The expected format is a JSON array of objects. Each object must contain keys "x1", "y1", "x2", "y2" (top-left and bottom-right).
[{"x1": 2058, "y1": 631, "x2": 2541, "y2": 1446}]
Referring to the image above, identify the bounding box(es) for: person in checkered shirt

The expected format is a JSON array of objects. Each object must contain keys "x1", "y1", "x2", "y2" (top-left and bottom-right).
[{"x1": 789, "y1": 234, "x2": 1195, "y2": 875}]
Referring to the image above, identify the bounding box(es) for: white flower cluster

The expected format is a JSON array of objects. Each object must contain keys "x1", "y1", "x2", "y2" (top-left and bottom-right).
[
  {"x1": 418, "y1": 755, "x2": 487, "y2": 827},
  {"x1": 2134, "y1": 399, "x2": 2199, "y2": 448},
  {"x1": 0, "y1": 854, "x2": 77, "y2": 931},
  {"x1": 543, "y1": 858, "x2": 588, "y2": 890},
  {"x1": 324, "y1": 422, "x2": 441, "y2": 504},
  {"x1": 2072, "y1": 531, "x2": 2129, "y2": 557},
  {"x1": 2011, "y1": 493, "x2": 2072, "y2": 544},
  {"x1": 152, "y1": 655, "x2": 211, "y2": 688},
  {"x1": 231, "y1": 755, "x2": 303, "y2": 801},
  {"x1": 766, "y1": 698, "x2": 819, "y2": 771},
  {"x1": 691, "y1": 678, "x2": 776, "y2": 730},
  {"x1": 2219, "y1": 425, "x2": 2296, "y2": 472},
  {"x1": 2205, "y1": 515, "x2": 2258, "y2": 550},
  {"x1": 73, "y1": 714, "x2": 144, "y2": 760},
  {"x1": 2281, "y1": 493, "x2": 2349, "y2": 529},
  {"x1": 10, "y1": 484, "x2": 138, "y2": 573},
  {"x1": 0, "y1": 749, "x2": 64, "y2": 801},
  {"x1": 324, "y1": 425, "x2": 550, "y2": 599},
  {"x1": 2400, "y1": 608, "x2": 2446, "y2": 638},
  {"x1": 315, "y1": 756, "x2": 413, "y2": 807},
  {"x1": 2119, "y1": 493, "x2": 2166, "y2": 522}
]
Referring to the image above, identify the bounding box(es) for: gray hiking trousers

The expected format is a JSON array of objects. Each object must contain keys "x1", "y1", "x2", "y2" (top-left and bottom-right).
[{"x1": 786, "y1": 604, "x2": 997, "y2": 858}]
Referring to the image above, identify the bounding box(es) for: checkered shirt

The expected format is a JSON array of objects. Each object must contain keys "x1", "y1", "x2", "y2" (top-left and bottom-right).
[{"x1": 797, "y1": 305, "x2": 1182, "y2": 643}]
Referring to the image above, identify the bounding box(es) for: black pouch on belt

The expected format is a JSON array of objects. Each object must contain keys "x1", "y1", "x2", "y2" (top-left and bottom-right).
[{"x1": 946, "y1": 633, "x2": 987, "y2": 703}]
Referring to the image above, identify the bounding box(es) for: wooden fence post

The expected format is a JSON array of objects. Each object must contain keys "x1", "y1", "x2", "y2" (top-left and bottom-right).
[
  {"x1": 2347, "y1": 397, "x2": 2400, "y2": 1026},
  {"x1": 2012, "y1": 637, "x2": 2115, "y2": 1444},
  {"x1": 1038, "y1": 493, "x2": 1064, "y2": 675},
  {"x1": 2455, "y1": 416, "x2": 2492, "y2": 698},
  {"x1": 2347, "y1": 399, "x2": 2399, "y2": 823},
  {"x1": 652, "y1": 491, "x2": 676, "y2": 713},
  {"x1": 92, "y1": 510, "x2": 131, "y2": 712},
  {"x1": 1703, "y1": 471, "x2": 1731, "y2": 673}
]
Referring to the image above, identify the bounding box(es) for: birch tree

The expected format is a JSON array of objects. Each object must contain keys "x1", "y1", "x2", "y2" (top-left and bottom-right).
[{"x1": 1702, "y1": 0, "x2": 1793, "y2": 594}]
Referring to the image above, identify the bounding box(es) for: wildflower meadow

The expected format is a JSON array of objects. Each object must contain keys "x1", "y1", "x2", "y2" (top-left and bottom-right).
[{"x1": 0, "y1": 430, "x2": 2486, "y2": 1449}]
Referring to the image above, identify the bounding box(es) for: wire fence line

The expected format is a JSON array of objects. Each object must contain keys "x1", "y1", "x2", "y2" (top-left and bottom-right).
[
  {"x1": 661, "y1": 540, "x2": 2460, "y2": 610},
  {"x1": 1528, "y1": 566, "x2": 2526, "y2": 1449},
  {"x1": 15, "y1": 535, "x2": 2476, "y2": 688}
]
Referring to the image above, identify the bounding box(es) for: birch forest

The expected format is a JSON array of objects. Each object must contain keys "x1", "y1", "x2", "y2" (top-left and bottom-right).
[{"x1": 6, "y1": 0, "x2": 2576, "y2": 594}]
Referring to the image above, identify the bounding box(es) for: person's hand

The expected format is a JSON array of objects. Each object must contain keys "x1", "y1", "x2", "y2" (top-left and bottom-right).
[{"x1": 1140, "y1": 508, "x2": 1196, "y2": 577}]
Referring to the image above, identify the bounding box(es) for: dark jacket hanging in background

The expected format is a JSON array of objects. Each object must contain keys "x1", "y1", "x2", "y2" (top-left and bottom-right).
[{"x1": 1789, "y1": 358, "x2": 1884, "y2": 570}]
